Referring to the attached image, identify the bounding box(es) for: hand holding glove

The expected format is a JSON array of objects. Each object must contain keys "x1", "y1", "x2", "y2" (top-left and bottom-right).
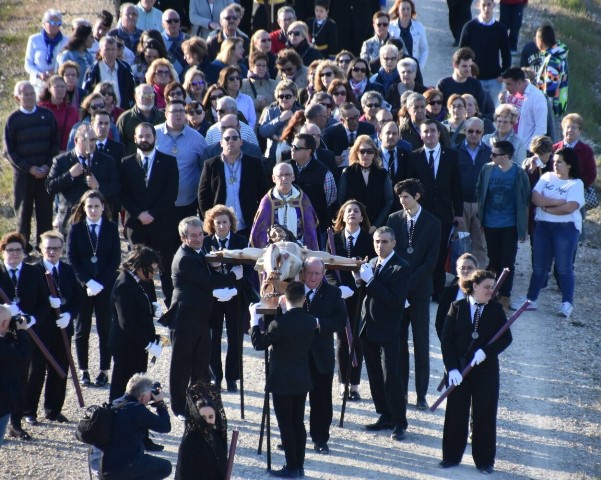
[
  {"x1": 339, "y1": 285, "x2": 354, "y2": 299},
  {"x1": 232, "y1": 265, "x2": 243, "y2": 280},
  {"x1": 26, "y1": 315, "x2": 37, "y2": 329},
  {"x1": 448, "y1": 369, "x2": 463, "y2": 386},
  {"x1": 359, "y1": 263, "x2": 374, "y2": 283},
  {"x1": 249, "y1": 303, "x2": 262, "y2": 327},
  {"x1": 145, "y1": 341, "x2": 162, "y2": 358},
  {"x1": 56, "y1": 312, "x2": 71, "y2": 329},
  {"x1": 471, "y1": 349, "x2": 487, "y2": 367},
  {"x1": 49, "y1": 296, "x2": 61, "y2": 309},
  {"x1": 85, "y1": 280, "x2": 104, "y2": 296},
  {"x1": 152, "y1": 302, "x2": 164, "y2": 318},
  {"x1": 213, "y1": 288, "x2": 238, "y2": 302},
  {"x1": 3, "y1": 303, "x2": 20, "y2": 317}
]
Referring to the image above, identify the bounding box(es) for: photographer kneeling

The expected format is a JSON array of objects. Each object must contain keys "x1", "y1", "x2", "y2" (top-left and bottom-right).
[{"x1": 101, "y1": 374, "x2": 172, "y2": 480}]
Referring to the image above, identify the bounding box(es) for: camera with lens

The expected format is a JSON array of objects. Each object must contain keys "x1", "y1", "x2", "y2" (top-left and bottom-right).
[
  {"x1": 150, "y1": 381, "x2": 162, "y2": 396},
  {"x1": 8, "y1": 314, "x2": 29, "y2": 332}
]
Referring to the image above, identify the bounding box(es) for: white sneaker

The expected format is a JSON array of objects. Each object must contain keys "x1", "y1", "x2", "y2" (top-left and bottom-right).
[
  {"x1": 558, "y1": 302, "x2": 573, "y2": 318},
  {"x1": 509, "y1": 297, "x2": 537, "y2": 311}
]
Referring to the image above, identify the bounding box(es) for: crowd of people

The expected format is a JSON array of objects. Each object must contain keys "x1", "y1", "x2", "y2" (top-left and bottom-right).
[{"x1": 1, "y1": 0, "x2": 596, "y2": 478}]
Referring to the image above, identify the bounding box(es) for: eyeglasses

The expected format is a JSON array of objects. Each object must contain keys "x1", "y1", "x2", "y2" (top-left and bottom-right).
[
  {"x1": 141, "y1": 93, "x2": 155, "y2": 99},
  {"x1": 333, "y1": 90, "x2": 347, "y2": 97},
  {"x1": 466, "y1": 129, "x2": 483, "y2": 134},
  {"x1": 4, "y1": 248, "x2": 23, "y2": 253},
  {"x1": 227, "y1": 76, "x2": 241, "y2": 82},
  {"x1": 291, "y1": 144, "x2": 310, "y2": 151},
  {"x1": 288, "y1": 30, "x2": 302, "y2": 37},
  {"x1": 376, "y1": 22, "x2": 389, "y2": 27},
  {"x1": 156, "y1": 70, "x2": 171, "y2": 76},
  {"x1": 191, "y1": 80, "x2": 205, "y2": 87},
  {"x1": 210, "y1": 94, "x2": 224, "y2": 101},
  {"x1": 168, "y1": 91, "x2": 184, "y2": 97},
  {"x1": 278, "y1": 66, "x2": 294, "y2": 73},
  {"x1": 47, "y1": 20, "x2": 63, "y2": 26},
  {"x1": 165, "y1": 18, "x2": 180, "y2": 23},
  {"x1": 490, "y1": 152, "x2": 506, "y2": 157},
  {"x1": 275, "y1": 173, "x2": 293, "y2": 178},
  {"x1": 366, "y1": 103, "x2": 380, "y2": 108},
  {"x1": 358, "y1": 149, "x2": 375, "y2": 155},
  {"x1": 320, "y1": 71, "x2": 333, "y2": 78},
  {"x1": 383, "y1": 57, "x2": 398, "y2": 62},
  {"x1": 168, "y1": 109, "x2": 186, "y2": 115},
  {"x1": 224, "y1": 16, "x2": 238, "y2": 22},
  {"x1": 223, "y1": 135, "x2": 240, "y2": 142},
  {"x1": 254, "y1": 63, "x2": 268, "y2": 68},
  {"x1": 428, "y1": 100, "x2": 443, "y2": 106},
  {"x1": 125, "y1": 11, "x2": 138, "y2": 17},
  {"x1": 458, "y1": 266, "x2": 476, "y2": 272},
  {"x1": 43, "y1": 246, "x2": 63, "y2": 252},
  {"x1": 343, "y1": 115, "x2": 360, "y2": 121},
  {"x1": 278, "y1": 94, "x2": 294, "y2": 100},
  {"x1": 90, "y1": 104, "x2": 105, "y2": 110},
  {"x1": 260, "y1": 38, "x2": 272, "y2": 43},
  {"x1": 352, "y1": 67, "x2": 368, "y2": 73}
]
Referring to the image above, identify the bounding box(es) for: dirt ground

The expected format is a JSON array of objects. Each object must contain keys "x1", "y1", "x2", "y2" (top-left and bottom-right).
[{"x1": 0, "y1": 0, "x2": 600, "y2": 479}]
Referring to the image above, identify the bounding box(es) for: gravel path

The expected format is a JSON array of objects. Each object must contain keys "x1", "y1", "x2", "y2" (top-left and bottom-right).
[{"x1": 1, "y1": 0, "x2": 600, "y2": 478}]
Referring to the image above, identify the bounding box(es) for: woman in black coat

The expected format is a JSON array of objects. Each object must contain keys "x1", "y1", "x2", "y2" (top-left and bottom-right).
[
  {"x1": 286, "y1": 21, "x2": 323, "y2": 66},
  {"x1": 108, "y1": 246, "x2": 162, "y2": 402},
  {"x1": 440, "y1": 269, "x2": 513, "y2": 474}
]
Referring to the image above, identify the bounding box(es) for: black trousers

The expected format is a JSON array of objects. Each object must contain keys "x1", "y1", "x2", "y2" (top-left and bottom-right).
[
  {"x1": 447, "y1": 0, "x2": 473, "y2": 43},
  {"x1": 272, "y1": 392, "x2": 308, "y2": 471},
  {"x1": 23, "y1": 329, "x2": 69, "y2": 418},
  {"x1": 209, "y1": 297, "x2": 240, "y2": 385},
  {"x1": 442, "y1": 368, "x2": 500, "y2": 468},
  {"x1": 308, "y1": 356, "x2": 333, "y2": 444},
  {"x1": 110, "y1": 348, "x2": 148, "y2": 402},
  {"x1": 337, "y1": 295, "x2": 363, "y2": 386},
  {"x1": 169, "y1": 327, "x2": 211, "y2": 416},
  {"x1": 484, "y1": 226, "x2": 518, "y2": 298},
  {"x1": 500, "y1": 2, "x2": 525, "y2": 51},
  {"x1": 101, "y1": 453, "x2": 172, "y2": 480},
  {"x1": 10, "y1": 336, "x2": 32, "y2": 427},
  {"x1": 75, "y1": 287, "x2": 112, "y2": 371},
  {"x1": 361, "y1": 333, "x2": 407, "y2": 429},
  {"x1": 433, "y1": 223, "x2": 453, "y2": 298},
  {"x1": 13, "y1": 171, "x2": 53, "y2": 250},
  {"x1": 399, "y1": 296, "x2": 431, "y2": 402}
]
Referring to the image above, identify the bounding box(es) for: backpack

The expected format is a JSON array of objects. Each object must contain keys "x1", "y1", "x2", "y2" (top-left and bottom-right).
[{"x1": 75, "y1": 403, "x2": 116, "y2": 448}]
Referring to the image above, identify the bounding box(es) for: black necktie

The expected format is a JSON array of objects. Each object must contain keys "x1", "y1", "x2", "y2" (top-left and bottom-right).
[
  {"x1": 142, "y1": 156, "x2": 149, "y2": 177},
  {"x1": 428, "y1": 150, "x2": 435, "y2": 177},
  {"x1": 349, "y1": 131, "x2": 356, "y2": 146},
  {"x1": 347, "y1": 236, "x2": 354, "y2": 257},
  {"x1": 219, "y1": 238, "x2": 227, "y2": 250},
  {"x1": 90, "y1": 224, "x2": 98, "y2": 244},
  {"x1": 52, "y1": 266, "x2": 59, "y2": 284},
  {"x1": 474, "y1": 302, "x2": 483, "y2": 327},
  {"x1": 374, "y1": 263, "x2": 382, "y2": 276},
  {"x1": 305, "y1": 289, "x2": 314, "y2": 309},
  {"x1": 97, "y1": 142, "x2": 105, "y2": 152},
  {"x1": 388, "y1": 150, "x2": 395, "y2": 177},
  {"x1": 10, "y1": 268, "x2": 17, "y2": 285},
  {"x1": 79, "y1": 156, "x2": 88, "y2": 170}
]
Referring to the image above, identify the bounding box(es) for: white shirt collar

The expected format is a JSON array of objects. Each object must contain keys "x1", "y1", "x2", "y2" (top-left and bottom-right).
[
  {"x1": 345, "y1": 228, "x2": 361, "y2": 242},
  {"x1": 4, "y1": 262, "x2": 22, "y2": 273},
  {"x1": 377, "y1": 250, "x2": 395, "y2": 269},
  {"x1": 19, "y1": 106, "x2": 37, "y2": 114},
  {"x1": 43, "y1": 259, "x2": 60, "y2": 271},
  {"x1": 406, "y1": 205, "x2": 422, "y2": 223},
  {"x1": 87, "y1": 218, "x2": 103, "y2": 227}
]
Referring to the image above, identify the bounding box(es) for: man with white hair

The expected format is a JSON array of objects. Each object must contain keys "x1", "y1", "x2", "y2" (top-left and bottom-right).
[
  {"x1": 108, "y1": 3, "x2": 143, "y2": 52},
  {"x1": 399, "y1": 92, "x2": 452, "y2": 150},
  {"x1": 207, "y1": 5, "x2": 250, "y2": 60},
  {"x1": 204, "y1": 96, "x2": 259, "y2": 146},
  {"x1": 370, "y1": 44, "x2": 401, "y2": 96},
  {"x1": 161, "y1": 9, "x2": 190, "y2": 76}
]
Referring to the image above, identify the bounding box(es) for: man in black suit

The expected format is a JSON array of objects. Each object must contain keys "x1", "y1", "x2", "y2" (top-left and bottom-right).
[
  {"x1": 399, "y1": 93, "x2": 452, "y2": 151},
  {"x1": 299, "y1": 123, "x2": 340, "y2": 184},
  {"x1": 165, "y1": 217, "x2": 243, "y2": 418},
  {"x1": 300, "y1": 257, "x2": 346, "y2": 455},
  {"x1": 0, "y1": 232, "x2": 48, "y2": 440},
  {"x1": 198, "y1": 126, "x2": 266, "y2": 238},
  {"x1": 92, "y1": 110, "x2": 125, "y2": 222},
  {"x1": 407, "y1": 119, "x2": 464, "y2": 299},
  {"x1": 358, "y1": 227, "x2": 411, "y2": 442},
  {"x1": 23, "y1": 230, "x2": 79, "y2": 426},
  {"x1": 322, "y1": 103, "x2": 376, "y2": 170},
  {"x1": 120, "y1": 122, "x2": 179, "y2": 305},
  {"x1": 379, "y1": 121, "x2": 409, "y2": 214},
  {"x1": 386, "y1": 179, "x2": 441, "y2": 410},
  {"x1": 46, "y1": 125, "x2": 120, "y2": 236},
  {"x1": 249, "y1": 281, "x2": 317, "y2": 479}
]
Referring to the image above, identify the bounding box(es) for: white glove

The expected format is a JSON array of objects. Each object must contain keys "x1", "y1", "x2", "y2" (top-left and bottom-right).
[
  {"x1": 152, "y1": 302, "x2": 164, "y2": 318},
  {"x1": 49, "y1": 296, "x2": 61, "y2": 309},
  {"x1": 213, "y1": 288, "x2": 237, "y2": 302},
  {"x1": 231, "y1": 265, "x2": 243, "y2": 280},
  {"x1": 404, "y1": 299, "x2": 410, "y2": 308},
  {"x1": 359, "y1": 263, "x2": 374, "y2": 283},
  {"x1": 471, "y1": 349, "x2": 487, "y2": 367},
  {"x1": 249, "y1": 303, "x2": 262, "y2": 327},
  {"x1": 85, "y1": 279, "x2": 103, "y2": 296},
  {"x1": 26, "y1": 315, "x2": 37, "y2": 329},
  {"x1": 56, "y1": 312, "x2": 71, "y2": 329},
  {"x1": 3, "y1": 303, "x2": 20, "y2": 317},
  {"x1": 339, "y1": 285, "x2": 354, "y2": 299},
  {"x1": 448, "y1": 369, "x2": 463, "y2": 386},
  {"x1": 145, "y1": 341, "x2": 162, "y2": 358}
]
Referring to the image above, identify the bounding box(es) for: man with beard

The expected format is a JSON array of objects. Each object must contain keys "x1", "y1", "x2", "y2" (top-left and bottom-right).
[
  {"x1": 117, "y1": 83, "x2": 166, "y2": 156},
  {"x1": 120, "y1": 123, "x2": 179, "y2": 306}
]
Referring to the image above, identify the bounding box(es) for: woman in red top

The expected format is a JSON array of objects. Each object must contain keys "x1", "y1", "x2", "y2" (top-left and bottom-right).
[{"x1": 38, "y1": 75, "x2": 79, "y2": 152}]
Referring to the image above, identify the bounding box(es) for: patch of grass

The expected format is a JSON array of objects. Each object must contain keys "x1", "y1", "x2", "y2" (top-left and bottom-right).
[{"x1": 556, "y1": 0, "x2": 587, "y2": 12}]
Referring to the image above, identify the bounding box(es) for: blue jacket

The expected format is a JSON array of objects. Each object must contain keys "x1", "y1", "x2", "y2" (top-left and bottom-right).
[{"x1": 456, "y1": 141, "x2": 491, "y2": 203}]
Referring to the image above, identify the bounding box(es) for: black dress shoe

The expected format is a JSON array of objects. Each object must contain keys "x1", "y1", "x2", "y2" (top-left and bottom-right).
[
  {"x1": 45, "y1": 413, "x2": 69, "y2": 423},
  {"x1": 24, "y1": 416, "x2": 38, "y2": 426},
  {"x1": 439, "y1": 460, "x2": 459, "y2": 469},
  {"x1": 416, "y1": 399, "x2": 429, "y2": 410},
  {"x1": 276, "y1": 443, "x2": 285, "y2": 451},
  {"x1": 143, "y1": 436, "x2": 164, "y2": 452},
  {"x1": 365, "y1": 416, "x2": 394, "y2": 431},
  {"x1": 479, "y1": 465, "x2": 494, "y2": 474},
  {"x1": 80, "y1": 371, "x2": 91, "y2": 386},
  {"x1": 391, "y1": 426, "x2": 406, "y2": 441},
  {"x1": 313, "y1": 441, "x2": 329, "y2": 454},
  {"x1": 269, "y1": 466, "x2": 299, "y2": 478},
  {"x1": 95, "y1": 372, "x2": 109, "y2": 387},
  {"x1": 8, "y1": 425, "x2": 32, "y2": 440},
  {"x1": 226, "y1": 380, "x2": 238, "y2": 392},
  {"x1": 348, "y1": 391, "x2": 361, "y2": 401}
]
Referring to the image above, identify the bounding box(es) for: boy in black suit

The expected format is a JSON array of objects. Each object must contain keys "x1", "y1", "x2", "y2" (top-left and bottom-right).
[
  {"x1": 249, "y1": 281, "x2": 317, "y2": 479},
  {"x1": 306, "y1": 0, "x2": 338, "y2": 59}
]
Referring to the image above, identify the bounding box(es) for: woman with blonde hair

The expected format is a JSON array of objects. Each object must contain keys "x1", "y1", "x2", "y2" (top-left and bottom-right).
[
  {"x1": 286, "y1": 21, "x2": 323, "y2": 66},
  {"x1": 246, "y1": 29, "x2": 277, "y2": 79},
  {"x1": 145, "y1": 58, "x2": 178, "y2": 109},
  {"x1": 442, "y1": 94, "x2": 468, "y2": 148},
  {"x1": 337, "y1": 135, "x2": 392, "y2": 231},
  {"x1": 313, "y1": 60, "x2": 344, "y2": 94},
  {"x1": 207, "y1": 37, "x2": 248, "y2": 85},
  {"x1": 183, "y1": 67, "x2": 207, "y2": 104},
  {"x1": 327, "y1": 79, "x2": 359, "y2": 120}
]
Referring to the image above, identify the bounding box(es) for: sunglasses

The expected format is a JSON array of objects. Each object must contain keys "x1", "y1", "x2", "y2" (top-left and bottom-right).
[
  {"x1": 141, "y1": 93, "x2": 155, "y2": 99},
  {"x1": 333, "y1": 91, "x2": 347, "y2": 97},
  {"x1": 291, "y1": 144, "x2": 310, "y2": 151},
  {"x1": 288, "y1": 30, "x2": 302, "y2": 37},
  {"x1": 366, "y1": 103, "x2": 380, "y2": 108},
  {"x1": 467, "y1": 129, "x2": 483, "y2": 134},
  {"x1": 168, "y1": 109, "x2": 186, "y2": 115},
  {"x1": 428, "y1": 100, "x2": 443, "y2": 106},
  {"x1": 352, "y1": 67, "x2": 368, "y2": 73},
  {"x1": 191, "y1": 80, "x2": 205, "y2": 87},
  {"x1": 338, "y1": 58, "x2": 351, "y2": 64},
  {"x1": 210, "y1": 94, "x2": 224, "y2": 101},
  {"x1": 223, "y1": 135, "x2": 240, "y2": 142},
  {"x1": 278, "y1": 66, "x2": 294, "y2": 73},
  {"x1": 359, "y1": 149, "x2": 375, "y2": 155},
  {"x1": 278, "y1": 94, "x2": 294, "y2": 100},
  {"x1": 490, "y1": 152, "x2": 506, "y2": 157},
  {"x1": 188, "y1": 109, "x2": 204, "y2": 115},
  {"x1": 227, "y1": 76, "x2": 241, "y2": 82},
  {"x1": 156, "y1": 70, "x2": 171, "y2": 76},
  {"x1": 46, "y1": 20, "x2": 63, "y2": 26},
  {"x1": 168, "y1": 91, "x2": 184, "y2": 97},
  {"x1": 224, "y1": 16, "x2": 238, "y2": 21},
  {"x1": 90, "y1": 104, "x2": 105, "y2": 110},
  {"x1": 320, "y1": 71, "x2": 334, "y2": 78},
  {"x1": 376, "y1": 22, "x2": 389, "y2": 27},
  {"x1": 165, "y1": 18, "x2": 180, "y2": 24}
]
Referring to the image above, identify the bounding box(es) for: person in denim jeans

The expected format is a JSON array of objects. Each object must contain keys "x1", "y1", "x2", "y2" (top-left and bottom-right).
[{"x1": 511, "y1": 148, "x2": 584, "y2": 318}]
